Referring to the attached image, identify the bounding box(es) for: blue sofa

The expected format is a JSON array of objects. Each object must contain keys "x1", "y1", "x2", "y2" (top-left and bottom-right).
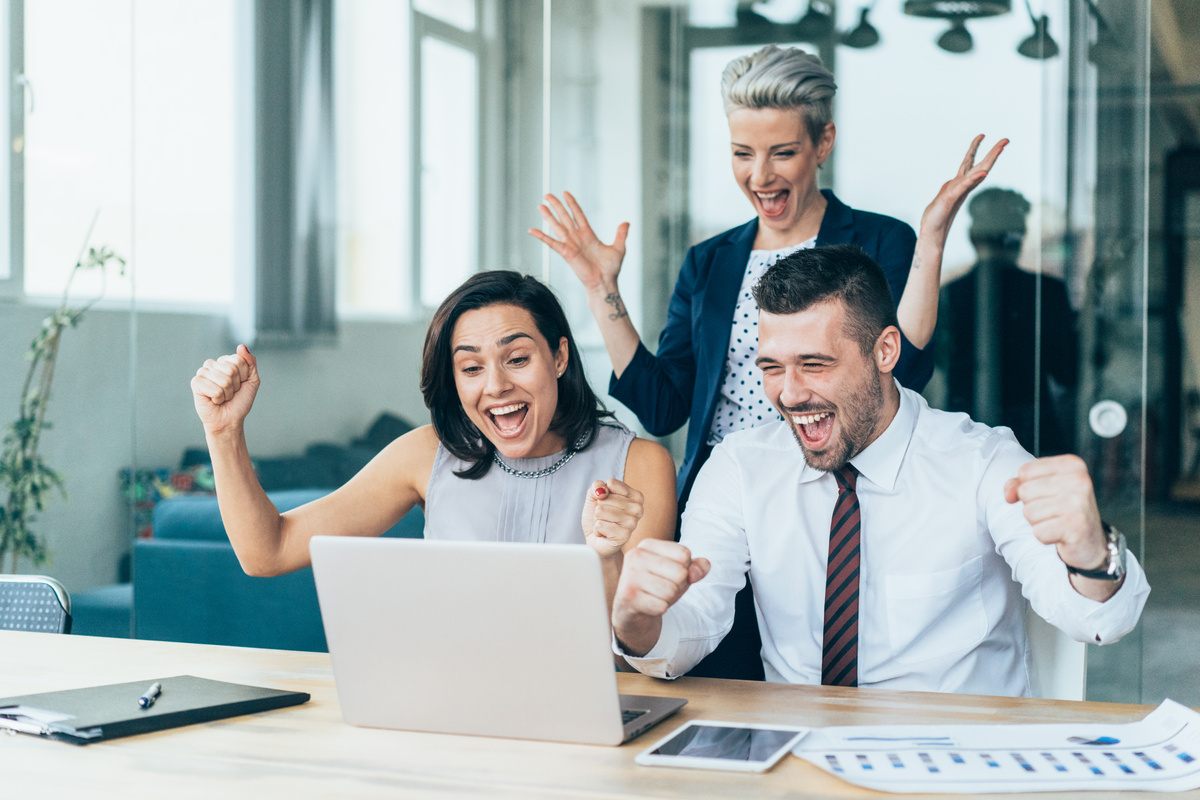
[{"x1": 131, "y1": 489, "x2": 424, "y2": 651}]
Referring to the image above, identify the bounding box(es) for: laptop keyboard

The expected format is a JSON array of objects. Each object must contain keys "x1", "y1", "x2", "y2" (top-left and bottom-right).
[{"x1": 622, "y1": 709, "x2": 649, "y2": 725}]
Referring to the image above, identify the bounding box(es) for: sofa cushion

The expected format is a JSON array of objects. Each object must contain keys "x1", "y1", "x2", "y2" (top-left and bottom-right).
[
  {"x1": 70, "y1": 583, "x2": 133, "y2": 639},
  {"x1": 151, "y1": 489, "x2": 331, "y2": 541},
  {"x1": 134, "y1": 499, "x2": 424, "y2": 651},
  {"x1": 134, "y1": 540, "x2": 328, "y2": 651}
]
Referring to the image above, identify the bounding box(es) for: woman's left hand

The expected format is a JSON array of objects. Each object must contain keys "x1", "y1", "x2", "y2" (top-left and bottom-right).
[
  {"x1": 582, "y1": 479, "x2": 645, "y2": 559},
  {"x1": 919, "y1": 134, "x2": 1009, "y2": 246}
]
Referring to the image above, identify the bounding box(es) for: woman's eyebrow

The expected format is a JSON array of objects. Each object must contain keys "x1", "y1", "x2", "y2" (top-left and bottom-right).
[
  {"x1": 730, "y1": 140, "x2": 805, "y2": 150},
  {"x1": 452, "y1": 332, "x2": 532, "y2": 355}
]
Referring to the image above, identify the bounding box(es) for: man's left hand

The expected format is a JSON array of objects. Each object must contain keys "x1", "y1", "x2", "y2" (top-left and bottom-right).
[{"x1": 1004, "y1": 454, "x2": 1108, "y2": 575}]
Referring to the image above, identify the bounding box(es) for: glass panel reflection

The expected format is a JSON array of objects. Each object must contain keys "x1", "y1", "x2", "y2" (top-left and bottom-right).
[
  {"x1": 413, "y1": 0, "x2": 475, "y2": 33},
  {"x1": 419, "y1": 35, "x2": 477, "y2": 308},
  {"x1": 542, "y1": 0, "x2": 1154, "y2": 700}
]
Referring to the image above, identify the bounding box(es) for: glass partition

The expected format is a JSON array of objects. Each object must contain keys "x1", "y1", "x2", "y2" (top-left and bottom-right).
[
  {"x1": 1, "y1": 0, "x2": 137, "y2": 591},
  {"x1": 5, "y1": 1, "x2": 1170, "y2": 688},
  {"x1": 542, "y1": 0, "x2": 1155, "y2": 701}
]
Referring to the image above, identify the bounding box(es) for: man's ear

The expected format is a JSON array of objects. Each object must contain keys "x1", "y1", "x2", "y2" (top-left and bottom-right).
[{"x1": 875, "y1": 326, "x2": 902, "y2": 374}]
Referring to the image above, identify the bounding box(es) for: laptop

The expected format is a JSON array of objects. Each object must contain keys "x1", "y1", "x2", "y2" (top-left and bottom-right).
[{"x1": 309, "y1": 536, "x2": 686, "y2": 745}]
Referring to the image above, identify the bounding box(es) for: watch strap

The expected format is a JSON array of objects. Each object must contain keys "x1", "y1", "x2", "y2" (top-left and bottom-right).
[{"x1": 1064, "y1": 523, "x2": 1126, "y2": 581}]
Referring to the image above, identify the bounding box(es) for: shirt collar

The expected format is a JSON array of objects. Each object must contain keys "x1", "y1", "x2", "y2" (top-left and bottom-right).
[{"x1": 797, "y1": 380, "x2": 916, "y2": 492}]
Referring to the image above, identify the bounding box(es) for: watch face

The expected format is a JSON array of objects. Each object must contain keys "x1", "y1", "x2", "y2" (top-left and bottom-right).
[{"x1": 1110, "y1": 531, "x2": 1128, "y2": 577}]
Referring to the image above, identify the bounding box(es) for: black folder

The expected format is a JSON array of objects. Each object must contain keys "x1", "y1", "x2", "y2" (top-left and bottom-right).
[{"x1": 0, "y1": 675, "x2": 310, "y2": 745}]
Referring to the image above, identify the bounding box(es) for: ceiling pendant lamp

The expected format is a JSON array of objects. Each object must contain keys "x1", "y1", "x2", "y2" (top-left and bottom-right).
[
  {"x1": 840, "y1": 5, "x2": 881, "y2": 49},
  {"x1": 1016, "y1": 1, "x2": 1059, "y2": 59},
  {"x1": 936, "y1": 18, "x2": 974, "y2": 53}
]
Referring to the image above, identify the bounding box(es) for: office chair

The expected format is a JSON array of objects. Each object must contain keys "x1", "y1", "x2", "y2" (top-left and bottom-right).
[
  {"x1": 1024, "y1": 603, "x2": 1086, "y2": 701},
  {"x1": 0, "y1": 574, "x2": 72, "y2": 634}
]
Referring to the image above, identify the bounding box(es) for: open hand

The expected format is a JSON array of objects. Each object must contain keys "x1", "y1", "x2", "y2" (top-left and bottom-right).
[
  {"x1": 190, "y1": 344, "x2": 260, "y2": 435},
  {"x1": 529, "y1": 191, "x2": 628, "y2": 293},
  {"x1": 919, "y1": 134, "x2": 1009, "y2": 246}
]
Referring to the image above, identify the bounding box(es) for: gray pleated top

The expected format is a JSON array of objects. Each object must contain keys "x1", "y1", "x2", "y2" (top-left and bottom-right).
[{"x1": 423, "y1": 422, "x2": 635, "y2": 543}]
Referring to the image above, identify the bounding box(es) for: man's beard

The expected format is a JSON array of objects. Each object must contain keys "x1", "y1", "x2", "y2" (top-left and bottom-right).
[{"x1": 788, "y1": 369, "x2": 884, "y2": 472}]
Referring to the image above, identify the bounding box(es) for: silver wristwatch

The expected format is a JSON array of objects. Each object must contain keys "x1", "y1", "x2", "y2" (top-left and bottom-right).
[{"x1": 1065, "y1": 523, "x2": 1127, "y2": 581}]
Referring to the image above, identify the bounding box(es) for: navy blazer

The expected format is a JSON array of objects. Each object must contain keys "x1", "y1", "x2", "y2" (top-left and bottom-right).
[{"x1": 610, "y1": 190, "x2": 933, "y2": 504}]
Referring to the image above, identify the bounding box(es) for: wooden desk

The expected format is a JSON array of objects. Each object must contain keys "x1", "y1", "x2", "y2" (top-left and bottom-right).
[{"x1": 0, "y1": 631, "x2": 1187, "y2": 799}]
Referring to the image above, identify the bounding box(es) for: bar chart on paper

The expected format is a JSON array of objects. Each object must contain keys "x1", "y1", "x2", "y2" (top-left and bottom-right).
[{"x1": 794, "y1": 699, "x2": 1200, "y2": 793}]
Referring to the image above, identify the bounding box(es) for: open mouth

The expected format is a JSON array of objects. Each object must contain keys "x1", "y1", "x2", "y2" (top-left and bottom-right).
[
  {"x1": 488, "y1": 402, "x2": 529, "y2": 437},
  {"x1": 755, "y1": 189, "x2": 789, "y2": 219},
  {"x1": 792, "y1": 410, "x2": 835, "y2": 451}
]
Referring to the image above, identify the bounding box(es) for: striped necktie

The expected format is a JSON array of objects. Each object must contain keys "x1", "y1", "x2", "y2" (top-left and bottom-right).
[{"x1": 822, "y1": 464, "x2": 860, "y2": 687}]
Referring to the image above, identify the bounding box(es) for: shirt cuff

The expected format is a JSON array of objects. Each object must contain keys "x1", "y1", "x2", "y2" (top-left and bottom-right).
[
  {"x1": 1057, "y1": 552, "x2": 1151, "y2": 644},
  {"x1": 611, "y1": 613, "x2": 683, "y2": 679}
]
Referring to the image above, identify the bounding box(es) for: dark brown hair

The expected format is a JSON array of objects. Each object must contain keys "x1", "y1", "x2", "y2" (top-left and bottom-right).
[
  {"x1": 419, "y1": 270, "x2": 610, "y2": 479},
  {"x1": 753, "y1": 244, "x2": 899, "y2": 356}
]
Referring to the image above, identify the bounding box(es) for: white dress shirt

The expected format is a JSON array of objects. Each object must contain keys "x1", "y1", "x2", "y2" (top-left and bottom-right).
[{"x1": 622, "y1": 384, "x2": 1150, "y2": 697}]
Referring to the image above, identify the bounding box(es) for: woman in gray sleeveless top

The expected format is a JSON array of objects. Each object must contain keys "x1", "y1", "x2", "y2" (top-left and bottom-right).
[{"x1": 191, "y1": 271, "x2": 677, "y2": 604}]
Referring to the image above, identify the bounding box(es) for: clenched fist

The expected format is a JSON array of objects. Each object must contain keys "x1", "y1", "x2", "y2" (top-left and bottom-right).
[
  {"x1": 581, "y1": 479, "x2": 644, "y2": 559},
  {"x1": 612, "y1": 539, "x2": 710, "y2": 657},
  {"x1": 1004, "y1": 454, "x2": 1120, "y2": 600},
  {"x1": 191, "y1": 344, "x2": 260, "y2": 435}
]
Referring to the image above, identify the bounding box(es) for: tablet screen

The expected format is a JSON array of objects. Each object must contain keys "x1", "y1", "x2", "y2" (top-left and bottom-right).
[{"x1": 648, "y1": 723, "x2": 800, "y2": 762}]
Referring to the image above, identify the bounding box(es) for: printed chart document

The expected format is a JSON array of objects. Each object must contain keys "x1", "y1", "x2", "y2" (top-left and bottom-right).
[{"x1": 794, "y1": 699, "x2": 1200, "y2": 793}]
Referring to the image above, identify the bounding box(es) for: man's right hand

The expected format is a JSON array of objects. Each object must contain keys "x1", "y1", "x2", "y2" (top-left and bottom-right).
[
  {"x1": 191, "y1": 344, "x2": 260, "y2": 435},
  {"x1": 612, "y1": 539, "x2": 710, "y2": 657}
]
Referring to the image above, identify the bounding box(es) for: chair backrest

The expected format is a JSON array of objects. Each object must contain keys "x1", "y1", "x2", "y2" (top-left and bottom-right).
[
  {"x1": 0, "y1": 575, "x2": 72, "y2": 634},
  {"x1": 1024, "y1": 602, "x2": 1086, "y2": 701}
]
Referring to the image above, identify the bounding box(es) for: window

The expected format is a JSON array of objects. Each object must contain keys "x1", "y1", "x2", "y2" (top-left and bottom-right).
[
  {"x1": 413, "y1": 0, "x2": 475, "y2": 33},
  {"x1": 8, "y1": 1, "x2": 494, "y2": 318},
  {"x1": 335, "y1": 0, "x2": 412, "y2": 315},
  {"x1": 336, "y1": 0, "x2": 489, "y2": 317},
  {"x1": 17, "y1": 0, "x2": 240, "y2": 308},
  {"x1": 418, "y1": 35, "x2": 478, "y2": 308}
]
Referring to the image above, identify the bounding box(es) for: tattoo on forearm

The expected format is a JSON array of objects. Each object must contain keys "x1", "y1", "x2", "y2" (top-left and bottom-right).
[
  {"x1": 913, "y1": 254, "x2": 922, "y2": 271},
  {"x1": 605, "y1": 293, "x2": 628, "y2": 321}
]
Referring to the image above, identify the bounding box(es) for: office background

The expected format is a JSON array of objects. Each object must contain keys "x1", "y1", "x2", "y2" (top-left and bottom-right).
[{"x1": 0, "y1": 0, "x2": 1196, "y2": 705}]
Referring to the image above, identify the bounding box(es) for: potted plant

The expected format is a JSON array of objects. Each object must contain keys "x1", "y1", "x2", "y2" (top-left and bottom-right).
[{"x1": 0, "y1": 243, "x2": 125, "y2": 573}]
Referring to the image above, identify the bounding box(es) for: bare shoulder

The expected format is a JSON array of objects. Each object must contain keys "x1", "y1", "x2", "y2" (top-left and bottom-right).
[
  {"x1": 373, "y1": 424, "x2": 439, "y2": 462},
  {"x1": 358, "y1": 424, "x2": 440, "y2": 501},
  {"x1": 625, "y1": 437, "x2": 677, "y2": 484}
]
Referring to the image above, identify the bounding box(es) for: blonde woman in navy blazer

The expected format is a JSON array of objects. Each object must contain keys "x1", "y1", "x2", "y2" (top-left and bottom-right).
[{"x1": 533, "y1": 46, "x2": 1005, "y2": 510}]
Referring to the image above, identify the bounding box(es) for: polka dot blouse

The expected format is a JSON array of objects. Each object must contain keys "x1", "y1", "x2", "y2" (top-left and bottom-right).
[{"x1": 707, "y1": 237, "x2": 816, "y2": 446}]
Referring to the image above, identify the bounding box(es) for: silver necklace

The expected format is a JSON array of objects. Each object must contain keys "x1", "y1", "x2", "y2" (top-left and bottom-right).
[{"x1": 492, "y1": 435, "x2": 587, "y2": 479}]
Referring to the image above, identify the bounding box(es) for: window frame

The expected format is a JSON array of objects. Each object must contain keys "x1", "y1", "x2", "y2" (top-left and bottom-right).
[
  {"x1": 410, "y1": 2, "x2": 490, "y2": 311},
  {"x1": 0, "y1": 0, "x2": 22, "y2": 300}
]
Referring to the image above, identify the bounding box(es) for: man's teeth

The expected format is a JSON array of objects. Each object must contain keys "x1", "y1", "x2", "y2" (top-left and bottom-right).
[
  {"x1": 491, "y1": 403, "x2": 527, "y2": 416},
  {"x1": 756, "y1": 191, "x2": 782, "y2": 199},
  {"x1": 792, "y1": 412, "x2": 831, "y2": 425}
]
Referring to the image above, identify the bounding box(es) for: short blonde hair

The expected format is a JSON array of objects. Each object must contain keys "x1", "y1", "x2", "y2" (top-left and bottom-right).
[{"x1": 720, "y1": 45, "x2": 836, "y2": 146}]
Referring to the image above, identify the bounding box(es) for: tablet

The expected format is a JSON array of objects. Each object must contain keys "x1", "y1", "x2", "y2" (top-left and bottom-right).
[{"x1": 634, "y1": 720, "x2": 810, "y2": 773}]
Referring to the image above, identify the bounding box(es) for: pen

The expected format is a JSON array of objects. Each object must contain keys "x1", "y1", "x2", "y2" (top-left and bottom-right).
[{"x1": 138, "y1": 682, "x2": 162, "y2": 709}]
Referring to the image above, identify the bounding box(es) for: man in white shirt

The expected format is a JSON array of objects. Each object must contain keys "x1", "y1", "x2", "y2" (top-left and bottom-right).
[{"x1": 612, "y1": 244, "x2": 1149, "y2": 697}]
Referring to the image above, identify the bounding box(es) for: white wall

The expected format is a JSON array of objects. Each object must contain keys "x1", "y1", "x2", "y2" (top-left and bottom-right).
[{"x1": 0, "y1": 302, "x2": 431, "y2": 592}]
